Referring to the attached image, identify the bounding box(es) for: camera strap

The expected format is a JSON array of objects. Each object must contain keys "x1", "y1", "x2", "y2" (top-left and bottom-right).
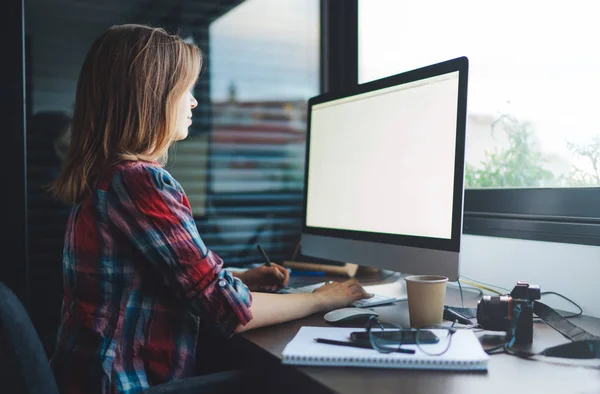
[
  {"x1": 533, "y1": 301, "x2": 600, "y2": 342},
  {"x1": 450, "y1": 303, "x2": 600, "y2": 359},
  {"x1": 507, "y1": 302, "x2": 600, "y2": 359}
]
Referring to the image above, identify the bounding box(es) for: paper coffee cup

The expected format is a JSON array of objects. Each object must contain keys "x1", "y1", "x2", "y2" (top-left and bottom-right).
[{"x1": 404, "y1": 275, "x2": 448, "y2": 328}]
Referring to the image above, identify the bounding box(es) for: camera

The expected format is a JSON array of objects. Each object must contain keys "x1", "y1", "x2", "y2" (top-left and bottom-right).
[{"x1": 476, "y1": 281, "x2": 540, "y2": 344}]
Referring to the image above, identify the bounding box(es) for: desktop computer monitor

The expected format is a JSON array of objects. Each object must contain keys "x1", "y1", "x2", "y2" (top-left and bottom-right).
[{"x1": 301, "y1": 56, "x2": 468, "y2": 281}]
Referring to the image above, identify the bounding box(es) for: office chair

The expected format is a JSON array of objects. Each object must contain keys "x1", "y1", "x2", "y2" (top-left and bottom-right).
[
  {"x1": 0, "y1": 282, "x2": 60, "y2": 394},
  {"x1": 0, "y1": 282, "x2": 259, "y2": 394}
]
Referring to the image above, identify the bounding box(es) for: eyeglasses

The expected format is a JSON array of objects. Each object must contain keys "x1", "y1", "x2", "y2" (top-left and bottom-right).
[{"x1": 365, "y1": 316, "x2": 457, "y2": 356}]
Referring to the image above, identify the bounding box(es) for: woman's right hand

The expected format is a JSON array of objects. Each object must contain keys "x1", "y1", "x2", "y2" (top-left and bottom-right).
[{"x1": 311, "y1": 279, "x2": 373, "y2": 311}]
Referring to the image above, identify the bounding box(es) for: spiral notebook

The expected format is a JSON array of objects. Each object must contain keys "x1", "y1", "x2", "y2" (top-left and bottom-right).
[{"x1": 282, "y1": 326, "x2": 489, "y2": 371}]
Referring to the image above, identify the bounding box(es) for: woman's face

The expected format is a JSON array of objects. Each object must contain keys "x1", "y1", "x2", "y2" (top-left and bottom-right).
[{"x1": 174, "y1": 89, "x2": 198, "y2": 141}]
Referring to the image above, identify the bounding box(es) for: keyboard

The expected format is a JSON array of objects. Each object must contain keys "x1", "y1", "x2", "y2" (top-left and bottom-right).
[{"x1": 278, "y1": 282, "x2": 399, "y2": 308}]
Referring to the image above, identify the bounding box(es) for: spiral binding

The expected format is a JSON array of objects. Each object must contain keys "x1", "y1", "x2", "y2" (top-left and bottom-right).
[{"x1": 283, "y1": 355, "x2": 481, "y2": 369}]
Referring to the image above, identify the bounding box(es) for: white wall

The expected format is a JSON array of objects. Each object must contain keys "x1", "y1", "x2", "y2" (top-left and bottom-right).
[{"x1": 460, "y1": 235, "x2": 600, "y2": 318}]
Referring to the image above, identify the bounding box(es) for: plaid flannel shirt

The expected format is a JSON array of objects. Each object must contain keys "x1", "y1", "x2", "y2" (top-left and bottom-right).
[{"x1": 50, "y1": 161, "x2": 253, "y2": 394}]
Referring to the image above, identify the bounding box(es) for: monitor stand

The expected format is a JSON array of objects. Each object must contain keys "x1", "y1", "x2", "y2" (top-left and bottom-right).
[{"x1": 355, "y1": 267, "x2": 401, "y2": 285}]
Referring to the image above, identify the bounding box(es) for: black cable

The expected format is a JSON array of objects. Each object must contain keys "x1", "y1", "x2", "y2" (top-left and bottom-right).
[
  {"x1": 539, "y1": 291, "x2": 583, "y2": 319},
  {"x1": 457, "y1": 279, "x2": 464, "y2": 308}
]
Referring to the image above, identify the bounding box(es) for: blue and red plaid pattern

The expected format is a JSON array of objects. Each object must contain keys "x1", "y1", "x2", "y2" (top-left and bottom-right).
[{"x1": 50, "y1": 161, "x2": 253, "y2": 394}]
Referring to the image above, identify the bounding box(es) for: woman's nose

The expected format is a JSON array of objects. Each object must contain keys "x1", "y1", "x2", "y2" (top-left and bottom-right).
[{"x1": 190, "y1": 95, "x2": 198, "y2": 109}]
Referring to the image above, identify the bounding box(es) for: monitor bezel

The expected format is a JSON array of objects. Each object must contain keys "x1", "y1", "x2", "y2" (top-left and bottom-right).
[{"x1": 302, "y1": 56, "x2": 468, "y2": 254}]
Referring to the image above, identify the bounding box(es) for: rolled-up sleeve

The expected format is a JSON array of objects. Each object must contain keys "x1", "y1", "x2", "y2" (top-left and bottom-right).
[{"x1": 105, "y1": 164, "x2": 252, "y2": 334}]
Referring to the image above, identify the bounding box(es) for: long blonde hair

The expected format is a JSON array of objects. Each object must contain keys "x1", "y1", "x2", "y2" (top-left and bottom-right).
[{"x1": 52, "y1": 24, "x2": 201, "y2": 203}]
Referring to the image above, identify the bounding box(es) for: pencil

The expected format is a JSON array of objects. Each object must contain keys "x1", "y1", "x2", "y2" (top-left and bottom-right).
[{"x1": 256, "y1": 244, "x2": 272, "y2": 267}]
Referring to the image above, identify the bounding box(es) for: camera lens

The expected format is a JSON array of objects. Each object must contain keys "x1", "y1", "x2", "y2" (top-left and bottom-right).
[{"x1": 476, "y1": 295, "x2": 512, "y2": 331}]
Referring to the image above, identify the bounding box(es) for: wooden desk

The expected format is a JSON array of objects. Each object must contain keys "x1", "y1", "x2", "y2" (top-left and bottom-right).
[{"x1": 229, "y1": 274, "x2": 600, "y2": 394}]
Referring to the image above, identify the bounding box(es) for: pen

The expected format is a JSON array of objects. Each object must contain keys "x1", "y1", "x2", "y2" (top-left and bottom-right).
[
  {"x1": 256, "y1": 244, "x2": 285, "y2": 282},
  {"x1": 256, "y1": 244, "x2": 272, "y2": 267},
  {"x1": 314, "y1": 338, "x2": 416, "y2": 354}
]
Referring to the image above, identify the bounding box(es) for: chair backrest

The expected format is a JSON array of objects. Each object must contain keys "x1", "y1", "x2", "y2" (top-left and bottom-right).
[{"x1": 0, "y1": 282, "x2": 60, "y2": 394}]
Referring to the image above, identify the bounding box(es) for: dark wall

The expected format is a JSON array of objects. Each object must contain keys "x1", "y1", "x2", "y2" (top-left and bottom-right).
[{"x1": 1, "y1": 0, "x2": 27, "y2": 304}]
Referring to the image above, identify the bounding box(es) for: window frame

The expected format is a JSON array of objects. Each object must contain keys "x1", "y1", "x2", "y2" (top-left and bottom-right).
[{"x1": 329, "y1": 0, "x2": 600, "y2": 247}]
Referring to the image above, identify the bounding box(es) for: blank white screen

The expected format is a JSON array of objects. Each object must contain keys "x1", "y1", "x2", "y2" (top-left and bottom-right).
[{"x1": 306, "y1": 72, "x2": 459, "y2": 239}]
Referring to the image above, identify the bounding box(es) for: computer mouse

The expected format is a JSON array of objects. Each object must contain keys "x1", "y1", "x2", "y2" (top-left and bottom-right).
[{"x1": 324, "y1": 307, "x2": 378, "y2": 323}]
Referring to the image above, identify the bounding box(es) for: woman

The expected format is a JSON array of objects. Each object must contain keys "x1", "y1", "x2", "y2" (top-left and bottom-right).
[{"x1": 50, "y1": 24, "x2": 370, "y2": 394}]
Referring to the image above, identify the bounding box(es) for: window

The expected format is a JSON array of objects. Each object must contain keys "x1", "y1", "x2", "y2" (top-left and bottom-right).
[
  {"x1": 357, "y1": 0, "x2": 600, "y2": 245},
  {"x1": 197, "y1": 0, "x2": 319, "y2": 265}
]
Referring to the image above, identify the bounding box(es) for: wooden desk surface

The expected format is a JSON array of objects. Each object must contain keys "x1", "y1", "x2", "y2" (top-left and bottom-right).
[{"x1": 236, "y1": 274, "x2": 600, "y2": 394}]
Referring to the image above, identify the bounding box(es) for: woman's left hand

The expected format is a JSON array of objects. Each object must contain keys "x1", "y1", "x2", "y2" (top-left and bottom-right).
[{"x1": 234, "y1": 263, "x2": 290, "y2": 292}]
